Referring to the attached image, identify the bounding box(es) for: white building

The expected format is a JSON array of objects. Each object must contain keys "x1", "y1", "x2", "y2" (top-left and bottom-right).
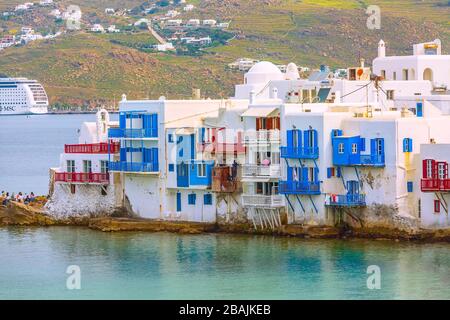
[
  {"x1": 165, "y1": 19, "x2": 183, "y2": 27},
  {"x1": 166, "y1": 10, "x2": 179, "y2": 18},
  {"x1": 105, "y1": 8, "x2": 115, "y2": 15},
  {"x1": 50, "y1": 40, "x2": 450, "y2": 230},
  {"x1": 107, "y1": 25, "x2": 120, "y2": 33},
  {"x1": 183, "y1": 4, "x2": 195, "y2": 12},
  {"x1": 90, "y1": 24, "x2": 105, "y2": 33},
  {"x1": 203, "y1": 19, "x2": 217, "y2": 27},
  {"x1": 39, "y1": 0, "x2": 53, "y2": 5},
  {"x1": 47, "y1": 110, "x2": 121, "y2": 217},
  {"x1": 155, "y1": 42, "x2": 175, "y2": 52},
  {"x1": 186, "y1": 19, "x2": 200, "y2": 27}
]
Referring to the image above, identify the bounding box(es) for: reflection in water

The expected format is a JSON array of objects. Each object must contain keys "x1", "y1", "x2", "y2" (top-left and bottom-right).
[{"x1": 0, "y1": 227, "x2": 449, "y2": 300}]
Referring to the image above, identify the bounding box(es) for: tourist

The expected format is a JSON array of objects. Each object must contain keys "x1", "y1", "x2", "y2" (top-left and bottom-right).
[
  {"x1": 30, "y1": 192, "x2": 35, "y2": 202},
  {"x1": 1, "y1": 191, "x2": 5, "y2": 198}
]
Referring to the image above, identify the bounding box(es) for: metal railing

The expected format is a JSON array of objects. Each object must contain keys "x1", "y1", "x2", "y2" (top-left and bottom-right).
[
  {"x1": 280, "y1": 146, "x2": 319, "y2": 159},
  {"x1": 244, "y1": 130, "x2": 280, "y2": 144},
  {"x1": 421, "y1": 179, "x2": 450, "y2": 192},
  {"x1": 242, "y1": 164, "x2": 280, "y2": 178},
  {"x1": 64, "y1": 142, "x2": 120, "y2": 154},
  {"x1": 54, "y1": 172, "x2": 110, "y2": 184},
  {"x1": 241, "y1": 194, "x2": 285, "y2": 208},
  {"x1": 108, "y1": 128, "x2": 158, "y2": 139},
  {"x1": 108, "y1": 161, "x2": 159, "y2": 173},
  {"x1": 279, "y1": 181, "x2": 321, "y2": 195},
  {"x1": 327, "y1": 194, "x2": 366, "y2": 207}
]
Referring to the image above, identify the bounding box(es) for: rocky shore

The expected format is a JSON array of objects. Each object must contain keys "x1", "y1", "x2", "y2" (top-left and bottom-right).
[{"x1": 1, "y1": 201, "x2": 450, "y2": 242}]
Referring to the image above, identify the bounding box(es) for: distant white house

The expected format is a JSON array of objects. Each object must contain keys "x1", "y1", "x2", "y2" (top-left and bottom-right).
[
  {"x1": 165, "y1": 19, "x2": 183, "y2": 27},
  {"x1": 227, "y1": 58, "x2": 260, "y2": 71},
  {"x1": 184, "y1": 36, "x2": 212, "y2": 46},
  {"x1": 216, "y1": 22, "x2": 230, "y2": 29},
  {"x1": 134, "y1": 18, "x2": 150, "y2": 27},
  {"x1": 166, "y1": 10, "x2": 179, "y2": 18},
  {"x1": 203, "y1": 19, "x2": 217, "y2": 26},
  {"x1": 49, "y1": 9, "x2": 61, "y2": 17},
  {"x1": 107, "y1": 25, "x2": 120, "y2": 33},
  {"x1": 15, "y1": 4, "x2": 29, "y2": 11},
  {"x1": 183, "y1": 4, "x2": 195, "y2": 12},
  {"x1": 21, "y1": 26, "x2": 34, "y2": 35},
  {"x1": 187, "y1": 19, "x2": 200, "y2": 27},
  {"x1": 39, "y1": 0, "x2": 53, "y2": 5},
  {"x1": 105, "y1": 8, "x2": 115, "y2": 15},
  {"x1": 90, "y1": 24, "x2": 105, "y2": 33},
  {"x1": 155, "y1": 42, "x2": 175, "y2": 52}
]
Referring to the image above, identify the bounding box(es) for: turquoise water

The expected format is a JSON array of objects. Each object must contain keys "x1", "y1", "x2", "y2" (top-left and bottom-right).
[
  {"x1": 0, "y1": 114, "x2": 118, "y2": 195},
  {"x1": 0, "y1": 227, "x2": 448, "y2": 300}
]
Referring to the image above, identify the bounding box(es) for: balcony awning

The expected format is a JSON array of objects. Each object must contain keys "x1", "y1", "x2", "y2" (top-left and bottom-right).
[
  {"x1": 241, "y1": 107, "x2": 278, "y2": 118},
  {"x1": 175, "y1": 128, "x2": 195, "y2": 135}
]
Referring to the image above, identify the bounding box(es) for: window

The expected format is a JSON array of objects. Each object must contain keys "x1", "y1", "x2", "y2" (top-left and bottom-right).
[
  {"x1": 101, "y1": 186, "x2": 107, "y2": 196},
  {"x1": 188, "y1": 193, "x2": 196, "y2": 205},
  {"x1": 338, "y1": 143, "x2": 344, "y2": 154},
  {"x1": 327, "y1": 167, "x2": 336, "y2": 178},
  {"x1": 337, "y1": 167, "x2": 342, "y2": 178},
  {"x1": 434, "y1": 200, "x2": 441, "y2": 214},
  {"x1": 393, "y1": 72, "x2": 397, "y2": 80},
  {"x1": 403, "y1": 138, "x2": 413, "y2": 153},
  {"x1": 168, "y1": 133, "x2": 174, "y2": 143},
  {"x1": 386, "y1": 90, "x2": 395, "y2": 100},
  {"x1": 403, "y1": 69, "x2": 409, "y2": 81},
  {"x1": 438, "y1": 163, "x2": 447, "y2": 179},
  {"x1": 100, "y1": 161, "x2": 108, "y2": 174},
  {"x1": 67, "y1": 160, "x2": 75, "y2": 173},
  {"x1": 168, "y1": 164, "x2": 174, "y2": 172},
  {"x1": 351, "y1": 143, "x2": 358, "y2": 154},
  {"x1": 380, "y1": 70, "x2": 386, "y2": 79},
  {"x1": 426, "y1": 160, "x2": 433, "y2": 179},
  {"x1": 407, "y1": 182, "x2": 413, "y2": 193},
  {"x1": 204, "y1": 194, "x2": 212, "y2": 205},
  {"x1": 83, "y1": 160, "x2": 92, "y2": 173},
  {"x1": 198, "y1": 163, "x2": 206, "y2": 177},
  {"x1": 70, "y1": 185, "x2": 76, "y2": 194}
]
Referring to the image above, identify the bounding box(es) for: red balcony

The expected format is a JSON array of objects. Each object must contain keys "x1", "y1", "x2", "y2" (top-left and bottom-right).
[
  {"x1": 421, "y1": 179, "x2": 450, "y2": 192},
  {"x1": 64, "y1": 142, "x2": 120, "y2": 154},
  {"x1": 198, "y1": 132, "x2": 246, "y2": 154},
  {"x1": 54, "y1": 172, "x2": 110, "y2": 184}
]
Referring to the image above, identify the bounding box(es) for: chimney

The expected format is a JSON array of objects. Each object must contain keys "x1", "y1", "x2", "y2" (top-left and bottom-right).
[
  {"x1": 271, "y1": 87, "x2": 278, "y2": 99},
  {"x1": 249, "y1": 90, "x2": 256, "y2": 105},
  {"x1": 378, "y1": 40, "x2": 386, "y2": 58}
]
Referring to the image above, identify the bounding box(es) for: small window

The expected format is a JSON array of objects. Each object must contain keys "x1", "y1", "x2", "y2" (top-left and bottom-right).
[
  {"x1": 351, "y1": 143, "x2": 358, "y2": 154},
  {"x1": 198, "y1": 163, "x2": 207, "y2": 177},
  {"x1": 381, "y1": 70, "x2": 386, "y2": 79},
  {"x1": 434, "y1": 200, "x2": 441, "y2": 214},
  {"x1": 204, "y1": 193, "x2": 212, "y2": 205},
  {"x1": 327, "y1": 167, "x2": 336, "y2": 178},
  {"x1": 403, "y1": 138, "x2": 413, "y2": 153},
  {"x1": 188, "y1": 193, "x2": 196, "y2": 205},
  {"x1": 407, "y1": 182, "x2": 413, "y2": 193},
  {"x1": 100, "y1": 160, "x2": 108, "y2": 174},
  {"x1": 336, "y1": 167, "x2": 342, "y2": 178},
  {"x1": 168, "y1": 164, "x2": 174, "y2": 172},
  {"x1": 168, "y1": 134, "x2": 174, "y2": 143},
  {"x1": 338, "y1": 143, "x2": 344, "y2": 154},
  {"x1": 67, "y1": 160, "x2": 76, "y2": 173},
  {"x1": 101, "y1": 186, "x2": 108, "y2": 196},
  {"x1": 387, "y1": 90, "x2": 395, "y2": 100},
  {"x1": 70, "y1": 185, "x2": 76, "y2": 194},
  {"x1": 393, "y1": 72, "x2": 397, "y2": 81}
]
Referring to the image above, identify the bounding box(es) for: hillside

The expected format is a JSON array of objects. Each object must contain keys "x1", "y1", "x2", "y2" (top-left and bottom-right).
[{"x1": 0, "y1": 0, "x2": 449, "y2": 106}]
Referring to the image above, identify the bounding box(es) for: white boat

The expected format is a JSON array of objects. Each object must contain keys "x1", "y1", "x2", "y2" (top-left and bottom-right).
[{"x1": 0, "y1": 77, "x2": 48, "y2": 115}]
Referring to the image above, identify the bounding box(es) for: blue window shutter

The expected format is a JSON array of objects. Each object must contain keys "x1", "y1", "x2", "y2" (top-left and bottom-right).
[
  {"x1": 407, "y1": 182, "x2": 413, "y2": 193},
  {"x1": 313, "y1": 130, "x2": 318, "y2": 148},
  {"x1": 327, "y1": 168, "x2": 332, "y2": 179},
  {"x1": 204, "y1": 194, "x2": 212, "y2": 205},
  {"x1": 287, "y1": 130, "x2": 293, "y2": 149},
  {"x1": 176, "y1": 193, "x2": 182, "y2": 212},
  {"x1": 119, "y1": 113, "x2": 126, "y2": 129},
  {"x1": 314, "y1": 167, "x2": 319, "y2": 182},
  {"x1": 188, "y1": 194, "x2": 196, "y2": 205},
  {"x1": 417, "y1": 103, "x2": 423, "y2": 117},
  {"x1": 168, "y1": 134, "x2": 173, "y2": 143},
  {"x1": 287, "y1": 166, "x2": 293, "y2": 181},
  {"x1": 302, "y1": 167, "x2": 309, "y2": 182},
  {"x1": 190, "y1": 134, "x2": 195, "y2": 160},
  {"x1": 120, "y1": 148, "x2": 126, "y2": 162},
  {"x1": 337, "y1": 167, "x2": 342, "y2": 178},
  {"x1": 408, "y1": 139, "x2": 413, "y2": 153},
  {"x1": 200, "y1": 128, "x2": 206, "y2": 143},
  {"x1": 371, "y1": 139, "x2": 377, "y2": 155},
  {"x1": 304, "y1": 131, "x2": 310, "y2": 149},
  {"x1": 169, "y1": 164, "x2": 174, "y2": 172},
  {"x1": 151, "y1": 114, "x2": 158, "y2": 136},
  {"x1": 360, "y1": 138, "x2": 366, "y2": 152},
  {"x1": 152, "y1": 148, "x2": 159, "y2": 171}
]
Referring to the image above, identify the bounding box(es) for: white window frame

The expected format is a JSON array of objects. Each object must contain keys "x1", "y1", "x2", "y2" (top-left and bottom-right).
[
  {"x1": 351, "y1": 143, "x2": 358, "y2": 154},
  {"x1": 67, "y1": 160, "x2": 75, "y2": 173},
  {"x1": 426, "y1": 160, "x2": 433, "y2": 179},
  {"x1": 438, "y1": 163, "x2": 446, "y2": 179},
  {"x1": 198, "y1": 163, "x2": 206, "y2": 177},
  {"x1": 83, "y1": 160, "x2": 92, "y2": 173},
  {"x1": 100, "y1": 160, "x2": 108, "y2": 174},
  {"x1": 338, "y1": 143, "x2": 344, "y2": 154}
]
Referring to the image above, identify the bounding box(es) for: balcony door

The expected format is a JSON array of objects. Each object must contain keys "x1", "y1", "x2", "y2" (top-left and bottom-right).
[
  {"x1": 83, "y1": 160, "x2": 92, "y2": 173},
  {"x1": 67, "y1": 160, "x2": 75, "y2": 173}
]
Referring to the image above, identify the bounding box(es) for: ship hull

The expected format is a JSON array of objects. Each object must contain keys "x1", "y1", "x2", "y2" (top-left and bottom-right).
[{"x1": 0, "y1": 105, "x2": 48, "y2": 115}]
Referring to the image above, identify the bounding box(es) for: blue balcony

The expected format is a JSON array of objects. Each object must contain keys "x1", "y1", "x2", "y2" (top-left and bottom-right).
[
  {"x1": 327, "y1": 194, "x2": 366, "y2": 207},
  {"x1": 281, "y1": 146, "x2": 319, "y2": 159},
  {"x1": 108, "y1": 128, "x2": 158, "y2": 139},
  {"x1": 176, "y1": 160, "x2": 214, "y2": 188},
  {"x1": 109, "y1": 161, "x2": 159, "y2": 173},
  {"x1": 332, "y1": 135, "x2": 385, "y2": 167},
  {"x1": 279, "y1": 180, "x2": 321, "y2": 195}
]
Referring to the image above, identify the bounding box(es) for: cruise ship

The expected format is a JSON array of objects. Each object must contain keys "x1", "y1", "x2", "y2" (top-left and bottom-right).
[{"x1": 0, "y1": 78, "x2": 48, "y2": 115}]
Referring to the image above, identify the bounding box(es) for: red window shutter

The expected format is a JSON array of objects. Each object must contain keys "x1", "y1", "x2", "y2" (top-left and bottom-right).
[
  {"x1": 432, "y1": 160, "x2": 438, "y2": 179},
  {"x1": 276, "y1": 117, "x2": 280, "y2": 130},
  {"x1": 256, "y1": 118, "x2": 262, "y2": 131},
  {"x1": 445, "y1": 162, "x2": 449, "y2": 179},
  {"x1": 423, "y1": 160, "x2": 428, "y2": 179},
  {"x1": 266, "y1": 118, "x2": 273, "y2": 130}
]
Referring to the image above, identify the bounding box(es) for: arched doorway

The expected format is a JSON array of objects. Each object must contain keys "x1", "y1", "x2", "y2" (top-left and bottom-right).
[{"x1": 423, "y1": 68, "x2": 433, "y2": 82}]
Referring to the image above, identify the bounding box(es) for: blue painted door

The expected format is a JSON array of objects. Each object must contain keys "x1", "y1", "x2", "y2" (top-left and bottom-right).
[
  {"x1": 417, "y1": 102, "x2": 423, "y2": 117},
  {"x1": 176, "y1": 192, "x2": 182, "y2": 212}
]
